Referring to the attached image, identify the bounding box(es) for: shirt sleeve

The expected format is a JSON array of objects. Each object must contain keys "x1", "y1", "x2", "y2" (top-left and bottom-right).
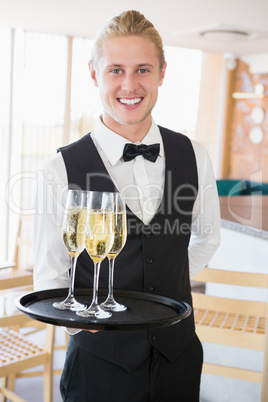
[
  {"x1": 33, "y1": 153, "x2": 70, "y2": 291},
  {"x1": 188, "y1": 140, "x2": 221, "y2": 278}
]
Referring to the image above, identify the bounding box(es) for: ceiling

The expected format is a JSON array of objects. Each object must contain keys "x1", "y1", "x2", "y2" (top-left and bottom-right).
[{"x1": 1, "y1": 0, "x2": 268, "y2": 57}]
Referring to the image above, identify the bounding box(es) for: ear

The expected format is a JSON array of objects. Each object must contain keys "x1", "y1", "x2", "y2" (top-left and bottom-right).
[
  {"x1": 159, "y1": 61, "x2": 167, "y2": 86},
  {"x1": 88, "y1": 62, "x2": 99, "y2": 87}
]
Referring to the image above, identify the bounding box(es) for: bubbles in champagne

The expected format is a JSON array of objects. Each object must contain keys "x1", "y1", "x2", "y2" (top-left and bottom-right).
[
  {"x1": 85, "y1": 210, "x2": 114, "y2": 263},
  {"x1": 62, "y1": 208, "x2": 87, "y2": 257},
  {"x1": 108, "y1": 212, "x2": 127, "y2": 256}
]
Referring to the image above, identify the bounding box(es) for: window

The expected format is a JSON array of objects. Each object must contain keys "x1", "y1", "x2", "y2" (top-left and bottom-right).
[
  {"x1": 154, "y1": 46, "x2": 202, "y2": 138},
  {"x1": 0, "y1": 28, "x2": 11, "y2": 259},
  {"x1": 70, "y1": 37, "x2": 102, "y2": 142}
]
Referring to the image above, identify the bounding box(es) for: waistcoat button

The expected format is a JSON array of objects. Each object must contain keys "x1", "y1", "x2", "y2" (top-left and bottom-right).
[
  {"x1": 145, "y1": 233, "x2": 151, "y2": 239},
  {"x1": 146, "y1": 257, "x2": 153, "y2": 264},
  {"x1": 151, "y1": 334, "x2": 158, "y2": 342},
  {"x1": 147, "y1": 284, "x2": 154, "y2": 292}
]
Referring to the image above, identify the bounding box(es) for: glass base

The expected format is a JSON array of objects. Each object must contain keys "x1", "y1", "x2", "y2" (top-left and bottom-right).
[
  {"x1": 53, "y1": 299, "x2": 86, "y2": 312},
  {"x1": 100, "y1": 299, "x2": 127, "y2": 312},
  {"x1": 76, "y1": 305, "x2": 112, "y2": 319}
]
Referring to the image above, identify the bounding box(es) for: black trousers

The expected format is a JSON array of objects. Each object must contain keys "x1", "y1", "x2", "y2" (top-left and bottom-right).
[{"x1": 60, "y1": 334, "x2": 203, "y2": 402}]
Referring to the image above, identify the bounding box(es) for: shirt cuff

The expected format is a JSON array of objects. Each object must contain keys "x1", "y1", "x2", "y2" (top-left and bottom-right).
[{"x1": 65, "y1": 327, "x2": 82, "y2": 335}]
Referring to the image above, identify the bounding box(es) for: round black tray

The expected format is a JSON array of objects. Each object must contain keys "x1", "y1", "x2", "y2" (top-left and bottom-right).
[{"x1": 15, "y1": 288, "x2": 191, "y2": 331}]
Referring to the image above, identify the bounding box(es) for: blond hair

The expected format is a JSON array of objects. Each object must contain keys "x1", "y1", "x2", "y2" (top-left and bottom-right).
[{"x1": 90, "y1": 10, "x2": 165, "y2": 69}]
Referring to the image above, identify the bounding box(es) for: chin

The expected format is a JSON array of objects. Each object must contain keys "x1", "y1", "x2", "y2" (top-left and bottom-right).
[{"x1": 117, "y1": 112, "x2": 151, "y2": 126}]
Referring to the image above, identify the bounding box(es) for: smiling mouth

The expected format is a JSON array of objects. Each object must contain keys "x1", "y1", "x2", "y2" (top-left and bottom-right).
[{"x1": 118, "y1": 97, "x2": 142, "y2": 106}]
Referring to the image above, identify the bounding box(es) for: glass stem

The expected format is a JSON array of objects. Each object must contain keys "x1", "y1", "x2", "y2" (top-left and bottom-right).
[
  {"x1": 92, "y1": 261, "x2": 101, "y2": 306},
  {"x1": 107, "y1": 257, "x2": 116, "y2": 300},
  {"x1": 68, "y1": 256, "x2": 77, "y2": 299}
]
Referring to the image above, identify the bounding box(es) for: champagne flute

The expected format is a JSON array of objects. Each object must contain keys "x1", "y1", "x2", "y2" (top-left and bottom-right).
[
  {"x1": 77, "y1": 191, "x2": 114, "y2": 319},
  {"x1": 53, "y1": 189, "x2": 87, "y2": 311},
  {"x1": 101, "y1": 193, "x2": 127, "y2": 312}
]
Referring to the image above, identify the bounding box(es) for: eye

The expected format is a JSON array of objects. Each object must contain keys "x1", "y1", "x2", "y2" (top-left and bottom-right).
[
  {"x1": 111, "y1": 68, "x2": 122, "y2": 74},
  {"x1": 138, "y1": 68, "x2": 149, "y2": 73}
]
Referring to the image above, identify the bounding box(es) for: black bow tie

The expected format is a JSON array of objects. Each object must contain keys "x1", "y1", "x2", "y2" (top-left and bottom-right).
[{"x1": 123, "y1": 143, "x2": 160, "y2": 162}]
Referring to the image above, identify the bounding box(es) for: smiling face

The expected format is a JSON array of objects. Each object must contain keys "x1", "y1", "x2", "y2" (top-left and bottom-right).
[{"x1": 89, "y1": 35, "x2": 166, "y2": 141}]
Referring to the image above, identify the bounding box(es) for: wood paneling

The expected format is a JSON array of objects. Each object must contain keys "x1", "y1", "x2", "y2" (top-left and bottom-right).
[{"x1": 228, "y1": 60, "x2": 268, "y2": 181}]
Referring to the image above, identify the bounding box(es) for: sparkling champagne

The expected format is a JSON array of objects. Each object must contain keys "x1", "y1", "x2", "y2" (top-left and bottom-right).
[
  {"x1": 108, "y1": 212, "x2": 127, "y2": 259},
  {"x1": 62, "y1": 208, "x2": 87, "y2": 257},
  {"x1": 85, "y1": 210, "x2": 114, "y2": 263}
]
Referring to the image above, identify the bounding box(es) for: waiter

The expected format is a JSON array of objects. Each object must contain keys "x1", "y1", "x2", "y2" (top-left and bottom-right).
[{"x1": 34, "y1": 10, "x2": 221, "y2": 402}]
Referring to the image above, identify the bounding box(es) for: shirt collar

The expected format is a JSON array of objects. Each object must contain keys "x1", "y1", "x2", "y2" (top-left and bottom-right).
[{"x1": 93, "y1": 116, "x2": 164, "y2": 166}]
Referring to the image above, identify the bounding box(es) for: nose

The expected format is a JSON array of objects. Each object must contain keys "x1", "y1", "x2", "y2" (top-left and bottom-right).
[{"x1": 121, "y1": 72, "x2": 138, "y2": 93}]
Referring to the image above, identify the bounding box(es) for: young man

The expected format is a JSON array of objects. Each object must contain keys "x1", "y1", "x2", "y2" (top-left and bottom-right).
[{"x1": 34, "y1": 10, "x2": 221, "y2": 401}]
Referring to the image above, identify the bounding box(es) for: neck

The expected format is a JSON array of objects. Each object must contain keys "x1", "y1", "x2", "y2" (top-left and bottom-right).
[{"x1": 101, "y1": 114, "x2": 152, "y2": 142}]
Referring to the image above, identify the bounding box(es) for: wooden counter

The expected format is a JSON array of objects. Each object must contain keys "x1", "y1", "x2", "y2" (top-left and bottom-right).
[
  {"x1": 219, "y1": 195, "x2": 268, "y2": 233},
  {"x1": 0, "y1": 268, "x2": 33, "y2": 290}
]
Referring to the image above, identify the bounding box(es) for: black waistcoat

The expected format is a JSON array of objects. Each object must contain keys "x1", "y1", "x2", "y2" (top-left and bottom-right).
[{"x1": 59, "y1": 126, "x2": 198, "y2": 372}]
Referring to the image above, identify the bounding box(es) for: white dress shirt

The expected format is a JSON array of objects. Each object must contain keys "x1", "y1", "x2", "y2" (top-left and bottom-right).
[{"x1": 33, "y1": 117, "x2": 221, "y2": 291}]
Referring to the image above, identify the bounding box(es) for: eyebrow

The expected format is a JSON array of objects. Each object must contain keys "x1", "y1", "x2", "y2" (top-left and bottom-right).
[
  {"x1": 106, "y1": 63, "x2": 155, "y2": 69},
  {"x1": 137, "y1": 64, "x2": 155, "y2": 69},
  {"x1": 106, "y1": 64, "x2": 123, "y2": 68}
]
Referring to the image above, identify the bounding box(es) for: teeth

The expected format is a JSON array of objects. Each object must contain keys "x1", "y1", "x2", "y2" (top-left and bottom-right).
[{"x1": 119, "y1": 98, "x2": 142, "y2": 105}]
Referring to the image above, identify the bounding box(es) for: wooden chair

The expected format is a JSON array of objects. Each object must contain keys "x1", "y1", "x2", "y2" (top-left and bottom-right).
[
  {"x1": 0, "y1": 312, "x2": 55, "y2": 402},
  {"x1": 192, "y1": 267, "x2": 268, "y2": 402},
  {"x1": 0, "y1": 215, "x2": 33, "y2": 292}
]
